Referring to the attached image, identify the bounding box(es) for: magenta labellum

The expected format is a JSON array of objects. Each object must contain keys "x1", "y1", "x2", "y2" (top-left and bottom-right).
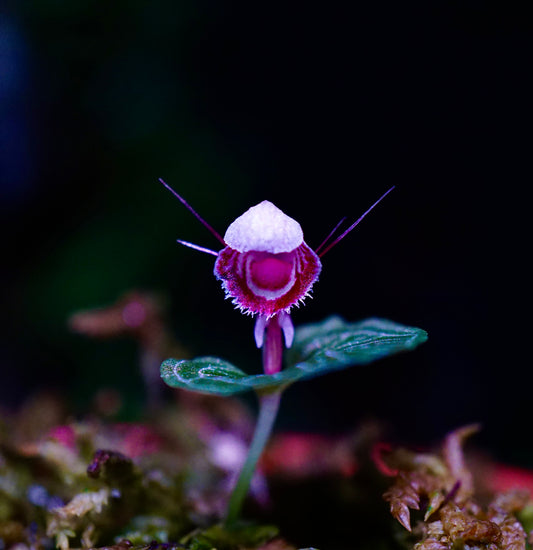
[{"x1": 214, "y1": 201, "x2": 321, "y2": 320}]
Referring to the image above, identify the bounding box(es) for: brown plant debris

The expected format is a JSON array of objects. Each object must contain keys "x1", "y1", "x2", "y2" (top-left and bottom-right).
[
  {"x1": 382, "y1": 425, "x2": 533, "y2": 549},
  {"x1": 0, "y1": 390, "x2": 298, "y2": 550}
]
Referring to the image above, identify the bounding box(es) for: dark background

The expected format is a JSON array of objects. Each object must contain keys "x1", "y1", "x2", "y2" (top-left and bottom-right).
[{"x1": 2, "y1": 1, "x2": 531, "y2": 466}]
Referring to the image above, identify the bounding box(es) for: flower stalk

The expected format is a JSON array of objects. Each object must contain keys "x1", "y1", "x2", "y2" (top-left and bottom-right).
[
  {"x1": 225, "y1": 390, "x2": 282, "y2": 526},
  {"x1": 225, "y1": 314, "x2": 287, "y2": 525}
]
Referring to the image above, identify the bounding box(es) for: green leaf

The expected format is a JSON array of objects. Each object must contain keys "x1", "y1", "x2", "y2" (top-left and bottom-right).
[
  {"x1": 286, "y1": 316, "x2": 428, "y2": 370},
  {"x1": 161, "y1": 356, "x2": 251, "y2": 396},
  {"x1": 160, "y1": 317, "x2": 427, "y2": 396}
]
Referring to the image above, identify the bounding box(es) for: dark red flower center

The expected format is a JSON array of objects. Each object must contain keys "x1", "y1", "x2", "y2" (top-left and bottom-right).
[{"x1": 250, "y1": 256, "x2": 293, "y2": 291}]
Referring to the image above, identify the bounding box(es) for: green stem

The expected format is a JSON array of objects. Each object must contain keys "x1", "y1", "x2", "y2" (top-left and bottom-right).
[
  {"x1": 225, "y1": 314, "x2": 286, "y2": 526},
  {"x1": 225, "y1": 390, "x2": 282, "y2": 526}
]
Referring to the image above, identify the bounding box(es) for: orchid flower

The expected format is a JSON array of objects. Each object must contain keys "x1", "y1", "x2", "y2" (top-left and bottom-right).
[
  {"x1": 159, "y1": 179, "x2": 394, "y2": 375},
  {"x1": 158, "y1": 180, "x2": 429, "y2": 526}
]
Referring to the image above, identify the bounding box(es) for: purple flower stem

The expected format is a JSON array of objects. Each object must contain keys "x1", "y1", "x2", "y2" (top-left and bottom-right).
[{"x1": 262, "y1": 315, "x2": 283, "y2": 375}]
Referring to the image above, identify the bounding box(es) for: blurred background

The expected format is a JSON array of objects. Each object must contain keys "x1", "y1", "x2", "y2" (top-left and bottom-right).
[{"x1": 2, "y1": 1, "x2": 531, "y2": 466}]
